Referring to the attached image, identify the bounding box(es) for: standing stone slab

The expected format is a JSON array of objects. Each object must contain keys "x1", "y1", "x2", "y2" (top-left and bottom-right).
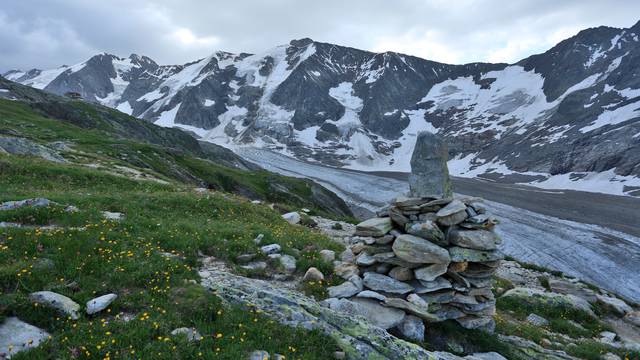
[
  {"x1": 392, "y1": 234, "x2": 451, "y2": 264},
  {"x1": 408, "y1": 132, "x2": 453, "y2": 198}
]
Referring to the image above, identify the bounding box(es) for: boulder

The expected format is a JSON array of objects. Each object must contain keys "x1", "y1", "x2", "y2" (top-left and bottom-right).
[
  {"x1": 502, "y1": 287, "x2": 594, "y2": 316},
  {"x1": 0, "y1": 198, "x2": 55, "y2": 211},
  {"x1": 101, "y1": 211, "x2": 124, "y2": 221},
  {"x1": 596, "y1": 294, "x2": 632, "y2": 316},
  {"x1": 405, "y1": 221, "x2": 446, "y2": 246},
  {"x1": 448, "y1": 247, "x2": 504, "y2": 262},
  {"x1": 448, "y1": 230, "x2": 498, "y2": 251},
  {"x1": 355, "y1": 217, "x2": 393, "y2": 237},
  {"x1": 171, "y1": 327, "x2": 203, "y2": 341},
  {"x1": 282, "y1": 212, "x2": 301, "y2": 224},
  {"x1": 408, "y1": 132, "x2": 452, "y2": 198},
  {"x1": 414, "y1": 263, "x2": 449, "y2": 282},
  {"x1": 0, "y1": 317, "x2": 51, "y2": 358},
  {"x1": 277, "y1": 254, "x2": 297, "y2": 274},
  {"x1": 396, "y1": 315, "x2": 425, "y2": 342},
  {"x1": 29, "y1": 291, "x2": 80, "y2": 320},
  {"x1": 624, "y1": 311, "x2": 640, "y2": 327},
  {"x1": 363, "y1": 273, "x2": 414, "y2": 294},
  {"x1": 319, "y1": 249, "x2": 335, "y2": 262},
  {"x1": 392, "y1": 234, "x2": 451, "y2": 264},
  {"x1": 303, "y1": 267, "x2": 324, "y2": 282},
  {"x1": 86, "y1": 293, "x2": 117, "y2": 315}
]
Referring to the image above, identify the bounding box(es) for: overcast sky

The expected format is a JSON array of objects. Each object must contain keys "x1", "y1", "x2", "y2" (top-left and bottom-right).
[{"x1": 1, "y1": 0, "x2": 639, "y2": 72}]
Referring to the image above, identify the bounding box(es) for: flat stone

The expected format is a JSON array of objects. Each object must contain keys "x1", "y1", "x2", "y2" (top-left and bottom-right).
[
  {"x1": 405, "y1": 221, "x2": 447, "y2": 246},
  {"x1": 397, "y1": 315, "x2": 425, "y2": 342},
  {"x1": 456, "y1": 316, "x2": 495, "y2": 331},
  {"x1": 303, "y1": 267, "x2": 324, "y2": 282},
  {"x1": 363, "y1": 273, "x2": 414, "y2": 294},
  {"x1": 414, "y1": 263, "x2": 449, "y2": 282},
  {"x1": 408, "y1": 132, "x2": 452, "y2": 198},
  {"x1": 392, "y1": 234, "x2": 451, "y2": 264},
  {"x1": 383, "y1": 297, "x2": 439, "y2": 322},
  {"x1": 356, "y1": 252, "x2": 377, "y2": 266},
  {"x1": 596, "y1": 294, "x2": 632, "y2": 316},
  {"x1": 436, "y1": 200, "x2": 466, "y2": 217},
  {"x1": 526, "y1": 313, "x2": 549, "y2": 326},
  {"x1": 437, "y1": 210, "x2": 468, "y2": 226},
  {"x1": 356, "y1": 290, "x2": 386, "y2": 301},
  {"x1": 0, "y1": 317, "x2": 51, "y2": 358},
  {"x1": 260, "y1": 244, "x2": 281, "y2": 255},
  {"x1": 449, "y1": 230, "x2": 498, "y2": 251},
  {"x1": 407, "y1": 293, "x2": 429, "y2": 308},
  {"x1": 388, "y1": 266, "x2": 414, "y2": 281},
  {"x1": 29, "y1": 291, "x2": 80, "y2": 320},
  {"x1": 86, "y1": 293, "x2": 117, "y2": 315},
  {"x1": 171, "y1": 327, "x2": 203, "y2": 341},
  {"x1": 419, "y1": 290, "x2": 456, "y2": 303},
  {"x1": 327, "y1": 277, "x2": 362, "y2": 298},
  {"x1": 389, "y1": 207, "x2": 410, "y2": 227},
  {"x1": 414, "y1": 277, "x2": 453, "y2": 293},
  {"x1": 448, "y1": 247, "x2": 504, "y2": 262},
  {"x1": 319, "y1": 249, "x2": 335, "y2": 262},
  {"x1": 340, "y1": 248, "x2": 355, "y2": 263},
  {"x1": 334, "y1": 262, "x2": 359, "y2": 280},
  {"x1": 282, "y1": 212, "x2": 301, "y2": 224},
  {"x1": 355, "y1": 217, "x2": 393, "y2": 237}
]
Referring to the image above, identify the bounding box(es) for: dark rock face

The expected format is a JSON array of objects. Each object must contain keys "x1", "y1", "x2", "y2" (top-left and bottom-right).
[
  {"x1": 5, "y1": 21, "x2": 640, "y2": 192},
  {"x1": 409, "y1": 132, "x2": 452, "y2": 198}
]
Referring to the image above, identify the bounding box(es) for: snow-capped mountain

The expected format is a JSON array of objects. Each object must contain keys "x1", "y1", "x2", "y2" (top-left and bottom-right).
[{"x1": 4, "y1": 21, "x2": 640, "y2": 196}]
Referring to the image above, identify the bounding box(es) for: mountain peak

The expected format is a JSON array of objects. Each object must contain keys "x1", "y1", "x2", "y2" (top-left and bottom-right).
[{"x1": 289, "y1": 38, "x2": 314, "y2": 48}]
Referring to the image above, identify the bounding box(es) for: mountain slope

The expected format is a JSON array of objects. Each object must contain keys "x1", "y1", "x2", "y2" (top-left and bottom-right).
[
  {"x1": 0, "y1": 77, "x2": 353, "y2": 219},
  {"x1": 4, "y1": 21, "x2": 640, "y2": 196}
]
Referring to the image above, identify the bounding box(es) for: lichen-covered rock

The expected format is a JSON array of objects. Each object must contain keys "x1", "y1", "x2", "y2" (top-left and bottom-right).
[
  {"x1": 596, "y1": 294, "x2": 632, "y2": 316},
  {"x1": 393, "y1": 234, "x2": 451, "y2": 264},
  {"x1": 0, "y1": 198, "x2": 55, "y2": 211},
  {"x1": 199, "y1": 266, "x2": 464, "y2": 359},
  {"x1": 29, "y1": 291, "x2": 80, "y2": 320},
  {"x1": 383, "y1": 297, "x2": 440, "y2": 322},
  {"x1": 171, "y1": 327, "x2": 203, "y2": 342},
  {"x1": 502, "y1": 287, "x2": 594, "y2": 316},
  {"x1": 396, "y1": 314, "x2": 425, "y2": 342}
]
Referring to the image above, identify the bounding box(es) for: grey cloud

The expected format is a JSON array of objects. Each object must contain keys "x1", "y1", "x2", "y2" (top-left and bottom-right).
[{"x1": 1, "y1": 0, "x2": 639, "y2": 72}]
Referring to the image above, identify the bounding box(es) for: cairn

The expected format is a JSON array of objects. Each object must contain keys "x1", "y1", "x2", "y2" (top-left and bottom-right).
[{"x1": 326, "y1": 132, "x2": 503, "y2": 339}]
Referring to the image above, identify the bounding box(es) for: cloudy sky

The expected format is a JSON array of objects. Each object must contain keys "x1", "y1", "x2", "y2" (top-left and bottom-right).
[{"x1": 1, "y1": 0, "x2": 639, "y2": 72}]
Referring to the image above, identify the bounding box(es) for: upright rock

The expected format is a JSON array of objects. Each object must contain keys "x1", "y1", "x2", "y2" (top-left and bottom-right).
[{"x1": 408, "y1": 132, "x2": 452, "y2": 198}]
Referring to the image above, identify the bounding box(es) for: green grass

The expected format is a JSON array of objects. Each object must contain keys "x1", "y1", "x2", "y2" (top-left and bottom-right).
[{"x1": 0, "y1": 153, "x2": 343, "y2": 359}]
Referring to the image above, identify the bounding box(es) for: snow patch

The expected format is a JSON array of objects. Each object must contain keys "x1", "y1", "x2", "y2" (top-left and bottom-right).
[
  {"x1": 204, "y1": 99, "x2": 215, "y2": 107},
  {"x1": 116, "y1": 101, "x2": 133, "y2": 115},
  {"x1": 529, "y1": 169, "x2": 640, "y2": 197},
  {"x1": 579, "y1": 100, "x2": 640, "y2": 133}
]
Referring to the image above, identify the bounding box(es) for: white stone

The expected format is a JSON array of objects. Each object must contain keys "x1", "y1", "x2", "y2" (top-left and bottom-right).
[
  {"x1": 29, "y1": 291, "x2": 80, "y2": 320},
  {"x1": 0, "y1": 317, "x2": 50, "y2": 358},
  {"x1": 260, "y1": 244, "x2": 281, "y2": 255},
  {"x1": 171, "y1": 327, "x2": 203, "y2": 341},
  {"x1": 282, "y1": 212, "x2": 301, "y2": 225},
  {"x1": 86, "y1": 293, "x2": 117, "y2": 315}
]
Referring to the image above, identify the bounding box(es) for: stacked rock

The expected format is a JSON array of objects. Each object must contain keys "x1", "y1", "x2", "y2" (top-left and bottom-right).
[{"x1": 325, "y1": 132, "x2": 504, "y2": 338}]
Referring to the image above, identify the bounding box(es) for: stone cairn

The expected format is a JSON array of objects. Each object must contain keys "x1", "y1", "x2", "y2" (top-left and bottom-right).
[{"x1": 326, "y1": 132, "x2": 504, "y2": 339}]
